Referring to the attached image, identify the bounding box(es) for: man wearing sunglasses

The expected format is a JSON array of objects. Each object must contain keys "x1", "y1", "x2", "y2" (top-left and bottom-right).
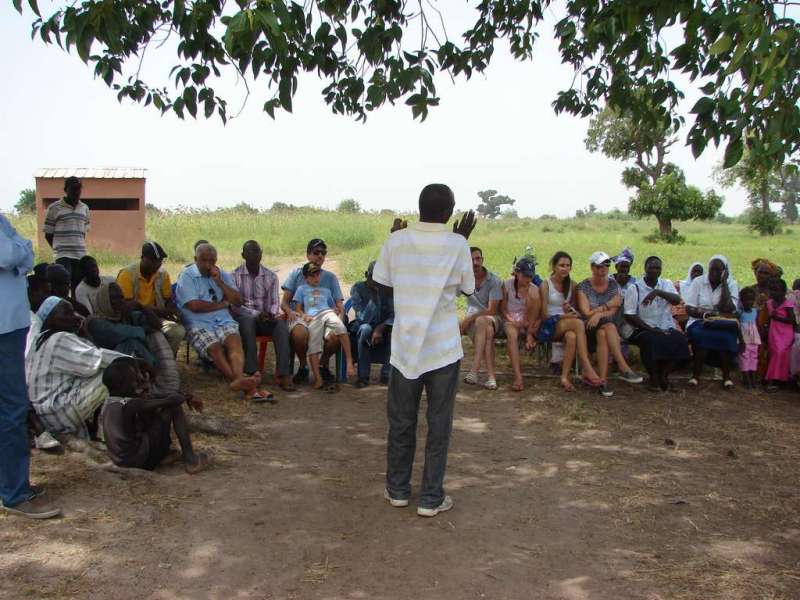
[
  {"x1": 175, "y1": 243, "x2": 260, "y2": 398},
  {"x1": 280, "y1": 239, "x2": 344, "y2": 385}
]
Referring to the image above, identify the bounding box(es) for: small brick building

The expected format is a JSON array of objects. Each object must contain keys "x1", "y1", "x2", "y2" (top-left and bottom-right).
[{"x1": 35, "y1": 168, "x2": 147, "y2": 256}]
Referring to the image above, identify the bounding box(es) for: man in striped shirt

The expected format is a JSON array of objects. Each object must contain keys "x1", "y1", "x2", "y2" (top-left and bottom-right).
[
  {"x1": 373, "y1": 184, "x2": 476, "y2": 517},
  {"x1": 43, "y1": 176, "x2": 90, "y2": 296}
]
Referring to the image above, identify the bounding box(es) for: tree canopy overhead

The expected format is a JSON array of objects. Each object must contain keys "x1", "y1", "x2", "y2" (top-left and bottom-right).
[{"x1": 12, "y1": 1, "x2": 800, "y2": 168}]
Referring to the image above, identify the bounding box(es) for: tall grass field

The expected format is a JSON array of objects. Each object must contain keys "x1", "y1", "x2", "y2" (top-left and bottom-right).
[{"x1": 9, "y1": 208, "x2": 799, "y2": 288}]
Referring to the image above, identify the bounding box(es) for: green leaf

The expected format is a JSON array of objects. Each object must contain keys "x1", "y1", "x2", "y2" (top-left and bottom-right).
[
  {"x1": 27, "y1": 0, "x2": 40, "y2": 17},
  {"x1": 709, "y1": 34, "x2": 732, "y2": 56},
  {"x1": 173, "y1": 0, "x2": 185, "y2": 25},
  {"x1": 278, "y1": 77, "x2": 292, "y2": 112},
  {"x1": 12, "y1": 0, "x2": 22, "y2": 14},
  {"x1": 183, "y1": 87, "x2": 197, "y2": 118},
  {"x1": 690, "y1": 97, "x2": 715, "y2": 115},
  {"x1": 723, "y1": 137, "x2": 743, "y2": 168}
]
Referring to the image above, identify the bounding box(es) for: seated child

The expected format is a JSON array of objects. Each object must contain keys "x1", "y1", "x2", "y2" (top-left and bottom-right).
[
  {"x1": 101, "y1": 357, "x2": 209, "y2": 473},
  {"x1": 737, "y1": 287, "x2": 760, "y2": 389},
  {"x1": 764, "y1": 277, "x2": 797, "y2": 391},
  {"x1": 292, "y1": 262, "x2": 355, "y2": 389}
]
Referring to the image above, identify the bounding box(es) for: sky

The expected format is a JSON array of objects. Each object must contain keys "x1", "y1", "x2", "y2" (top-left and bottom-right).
[{"x1": 0, "y1": 4, "x2": 750, "y2": 217}]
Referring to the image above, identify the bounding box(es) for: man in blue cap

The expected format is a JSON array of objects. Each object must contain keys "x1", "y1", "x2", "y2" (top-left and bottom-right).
[{"x1": 0, "y1": 214, "x2": 61, "y2": 519}]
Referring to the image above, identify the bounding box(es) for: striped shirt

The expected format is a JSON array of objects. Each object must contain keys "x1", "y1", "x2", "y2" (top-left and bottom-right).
[
  {"x1": 26, "y1": 331, "x2": 127, "y2": 437},
  {"x1": 232, "y1": 263, "x2": 281, "y2": 318},
  {"x1": 373, "y1": 222, "x2": 475, "y2": 379},
  {"x1": 43, "y1": 199, "x2": 90, "y2": 260}
]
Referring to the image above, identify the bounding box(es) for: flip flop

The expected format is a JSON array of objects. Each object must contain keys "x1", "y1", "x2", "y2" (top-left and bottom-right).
[
  {"x1": 560, "y1": 379, "x2": 576, "y2": 392},
  {"x1": 511, "y1": 381, "x2": 524, "y2": 392},
  {"x1": 581, "y1": 376, "x2": 603, "y2": 388},
  {"x1": 249, "y1": 389, "x2": 276, "y2": 403}
]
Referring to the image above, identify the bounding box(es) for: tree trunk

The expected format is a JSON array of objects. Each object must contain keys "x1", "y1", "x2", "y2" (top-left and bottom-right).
[{"x1": 658, "y1": 217, "x2": 672, "y2": 237}]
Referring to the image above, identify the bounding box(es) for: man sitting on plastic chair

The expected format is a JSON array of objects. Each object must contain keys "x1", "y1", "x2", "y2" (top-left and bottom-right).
[{"x1": 349, "y1": 261, "x2": 394, "y2": 388}]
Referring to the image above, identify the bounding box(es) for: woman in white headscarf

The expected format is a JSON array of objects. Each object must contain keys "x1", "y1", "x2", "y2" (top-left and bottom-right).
[{"x1": 683, "y1": 256, "x2": 740, "y2": 388}]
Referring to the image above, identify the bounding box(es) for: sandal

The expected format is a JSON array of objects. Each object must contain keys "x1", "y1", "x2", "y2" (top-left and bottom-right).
[
  {"x1": 185, "y1": 452, "x2": 210, "y2": 475},
  {"x1": 723, "y1": 379, "x2": 734, "y2": 390},
  {"x1": 483, "y1": 378, "x2": 498, "y2": 390},
  {"x1": 560, "y1": 379, "x2": 576, "y2": 392},
  {"x1": 687, "y1": 378, "x2": 699, "y2": 386},
  {"x1": 248, "y1": 389, "x2": 276, "y2": 403},
  {"x1": 511, "y1": 381, "x2": 524, "y2": 392},
  {"x1": 464, "y1": 372, "x2": 478, "y2": 385},
  {"x1": 581, "y1": 376, "x2": 603, "y2": 388}
]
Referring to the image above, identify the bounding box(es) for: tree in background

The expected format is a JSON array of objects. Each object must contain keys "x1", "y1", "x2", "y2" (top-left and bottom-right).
[
  {"x1": 476, "y1": 190, "x2": 515, "y2": 219},
  {"x1": 337, "y1": 198, "x2": 361, "y2": 213},
  {"x1": 628, "y1": 168, "x2": 723, "y2": 242},
  {"x1": 715, "y1": 149, "x2": 797, "y2": 234},
  {"x1": 12, "y1": 1, "x2": 800, "y2": 173},
  {"x1": 575, "y1": 204, "x2": 598, "y2": 218},
  {"x1": 14, "y1": 188, "x2": 35, "y2": 214}
]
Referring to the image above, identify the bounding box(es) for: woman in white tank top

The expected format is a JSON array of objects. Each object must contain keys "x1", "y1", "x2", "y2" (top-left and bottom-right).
[{"x1": 538, "y1": 251, "x2": 602, "y2": 392}]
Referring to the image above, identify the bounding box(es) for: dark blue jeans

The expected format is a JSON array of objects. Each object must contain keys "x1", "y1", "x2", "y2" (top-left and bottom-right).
[
  {"x1": 355, "y1": 323, "x2": 390, "y2": 380},
  {"x1": 0, "y1": 327, "x2": 31, "y2": 508},
  {"x1": 385, "y1": 360, "x2": 460, "y2": 509}
]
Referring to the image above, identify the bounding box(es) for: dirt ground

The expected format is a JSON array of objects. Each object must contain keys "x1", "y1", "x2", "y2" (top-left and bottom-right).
[
  {"x1": 3, "y1": 258, "x2": 800, "y2": 599},
  {"x1": 2, "y1": 344, "x2": 800, "y2": 600}
]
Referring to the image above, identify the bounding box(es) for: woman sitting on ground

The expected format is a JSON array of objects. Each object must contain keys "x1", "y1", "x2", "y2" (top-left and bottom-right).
[
  {"x1": 25, "y1": 296, "x2": 131, "y2": 439},
  {"x1": 575, "y1": 251, "x2": 644, "y2": 398},
  {"x1": 623, "y1": 256, "x2": 690, "y2": 391},
  {"x1": 87, "y1": 282, "x2": 180, "y2": 396},
  {"x1": 683, "y1": 255, "x2": 740, "y2": 388},
  {"x1": 500, "y1": 256, "x2": 541, "y2": 392},
  {"x1": 537, "y1": 251, "x2": 603, "y2": 392}
]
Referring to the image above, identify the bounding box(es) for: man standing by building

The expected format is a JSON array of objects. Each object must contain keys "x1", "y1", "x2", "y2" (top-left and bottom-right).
[
  {"x1": 232, "y1": 240, "x2": 294, "y2": 391},
  {"x1": 1, "y1": 214, "x2": 61, "y2": 519},
  {"x1": 44, "y1": 176, "x2": 89, "y2": 296},
  {"x1": 373, "y1": 184, "x2": 475, "y2": 517},
  {"x1": 117, "y1": 241, "x2": 185, "y2": 354}
]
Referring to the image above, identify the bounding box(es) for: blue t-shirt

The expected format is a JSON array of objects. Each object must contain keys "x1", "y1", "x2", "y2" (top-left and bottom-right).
[
  {"x1": 740, "y1": 307, "x2": 758, "y2": 324},
  {"x1": 292, "y1": 284, "x2": 335, "y2": 317},
  {"x1": 282, "y1": 267, "x2": 343, "y2": 301}
]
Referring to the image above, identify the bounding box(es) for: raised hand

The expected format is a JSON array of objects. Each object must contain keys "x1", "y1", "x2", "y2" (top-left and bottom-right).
[
  {"x1": 452, "y1": 210, "x2": 476, "y2": 240},
  {"x1": 390, "y1": 218, "x2": 408, "y2": 233}
]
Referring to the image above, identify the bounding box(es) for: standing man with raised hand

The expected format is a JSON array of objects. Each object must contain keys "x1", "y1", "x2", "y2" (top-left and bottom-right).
[
  {"x1": 373, "y1": 184, "x2": 476, "y2": 517},
  {"x1": 44, "y1": 176, "x2": 90, "y2": 297},
  {"x1": 0, "y1": 214, "x2": 61, "y2": 519}
]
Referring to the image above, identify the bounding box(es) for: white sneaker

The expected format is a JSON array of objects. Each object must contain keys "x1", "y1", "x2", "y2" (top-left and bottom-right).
[
  {"x1": 417, "y1": 495, "x2": 454, "y2": 517},
  {"x1": 34, "y1": 432, "x2": 61, "y2": 450},
  {"x1": 384, "y1": 488, "x2": 409, "y2": 507}
]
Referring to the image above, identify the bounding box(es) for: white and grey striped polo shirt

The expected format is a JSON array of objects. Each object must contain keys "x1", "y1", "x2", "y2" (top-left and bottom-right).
[
  {"x1": 373, "y1": 222, "x2": 475, "y2": 379},
  {"x1": 43, "y1": 199, "x2": 90, "y2": 260}
]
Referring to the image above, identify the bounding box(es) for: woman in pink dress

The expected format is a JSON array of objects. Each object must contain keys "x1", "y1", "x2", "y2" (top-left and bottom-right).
[{"x1": 764, "y1": 277, "x2": 797, "y2": 391}]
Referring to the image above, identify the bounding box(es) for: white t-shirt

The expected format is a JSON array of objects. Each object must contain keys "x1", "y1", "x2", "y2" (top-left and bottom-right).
[
  {"x1": 683, "y1": 275, "x2": 740, "y2": 328},
  {"x1": 624, "y1": 278, "x2": 678, "y2": 331},
  {"x1": 75, "y1": 276, "x2": 114, "y2": 314},
  {"x1": 373, "y1": 222, "x2": 475, "y2": 379}
]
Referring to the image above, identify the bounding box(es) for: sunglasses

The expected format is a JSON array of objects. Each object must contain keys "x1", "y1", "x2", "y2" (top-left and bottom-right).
[
  {"x1": 312, "y1": 249, "x2": 327, "y2": 256},
  {"x1": 593, "y1": 261, "x2": 611, "y2": 268}
]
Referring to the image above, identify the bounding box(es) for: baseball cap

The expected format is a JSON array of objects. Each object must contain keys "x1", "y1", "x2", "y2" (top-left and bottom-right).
[
  {"x1": 589, "y1": 251, "x2": 611, "y2": 266},
  {"x1": 514, "y1": 257, "x2": 536, "y2": 278},
  {"x1": 306, "y1": 238, "x2": 327, "y2": 253},
  {"x1": 302, "y1": 262, "x2": 322, "y2": 276}
]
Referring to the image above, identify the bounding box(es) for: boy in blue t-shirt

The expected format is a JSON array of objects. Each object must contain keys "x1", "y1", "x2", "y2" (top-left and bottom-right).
[{"x1": 292, "y1": 263, "x2": 354, "y2": 389}]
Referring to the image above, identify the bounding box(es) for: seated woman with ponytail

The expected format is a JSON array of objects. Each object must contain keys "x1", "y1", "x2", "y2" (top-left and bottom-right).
[{"x1": 537, "y1": 251, "x2": 603, "y2": 392}]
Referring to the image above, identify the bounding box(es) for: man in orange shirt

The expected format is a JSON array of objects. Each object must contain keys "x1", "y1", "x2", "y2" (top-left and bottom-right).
[{"x1": 116, "y1": 241, "x2": 185, "y2": 354}]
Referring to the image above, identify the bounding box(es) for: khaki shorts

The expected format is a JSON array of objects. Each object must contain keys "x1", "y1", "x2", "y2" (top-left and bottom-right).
[
  {"x1": 308, "y1": 310, "x2": 347, "y2": 354},
  {"x1": 465, "y1": 314, "x2": 504, "y2": 339}
]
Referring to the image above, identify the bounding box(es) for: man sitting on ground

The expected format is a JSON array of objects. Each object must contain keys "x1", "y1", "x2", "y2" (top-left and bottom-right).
[
  {"x1": 459, "y1": 247, "x2": 504, "y2": 390},
  {"x1": 101, "y1": 358, "x2": 209, "y2": 473},
  {"x1": 349, "y1": 261, "x2": 394, "y2": 387},
  {"x1": 26, "y1": 297, "x2": 130, "y2": 439},
  {"x1": 75, "y1": 256, "x2": 113, "y2": 314},
  {"x1": 232, "y1": 240, "x2": 294, "y2": 391},
  {"x1": 47, "y1": 263, "x2": 90, "y2": 317},
  {"x1": 292, "y1": 263, "x2": 355, "y2": 390},
  {"x1": 117, "y1": 241, "x2": 185, "y2": 354},
  {"x1": 281, "y1": 238, "x2": 344, "y2": 385},
  {"x1": 175, "y1": 243, "x2": 268, "y2": 400}
]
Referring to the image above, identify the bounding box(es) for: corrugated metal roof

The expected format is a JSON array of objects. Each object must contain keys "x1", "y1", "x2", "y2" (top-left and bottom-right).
[{"x1": 34, "y1": 167, "x2": 147, "y2": 179}]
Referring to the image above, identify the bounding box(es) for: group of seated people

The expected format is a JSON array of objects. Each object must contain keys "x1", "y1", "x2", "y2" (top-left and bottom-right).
[
  {"x1": 23, "y1": 235, "x2": 798, "y2": 473},
  {"x1": 22, "y1": 236, "x2": 395, "y2": 473},
  {"x1": 461, "y1": 247, "x2": 800, "y2": 397}
]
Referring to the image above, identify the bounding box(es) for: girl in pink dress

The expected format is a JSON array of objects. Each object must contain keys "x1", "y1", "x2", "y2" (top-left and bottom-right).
[{"x1": 765, "y1": 278, "x2": 797, "y2": 390}]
